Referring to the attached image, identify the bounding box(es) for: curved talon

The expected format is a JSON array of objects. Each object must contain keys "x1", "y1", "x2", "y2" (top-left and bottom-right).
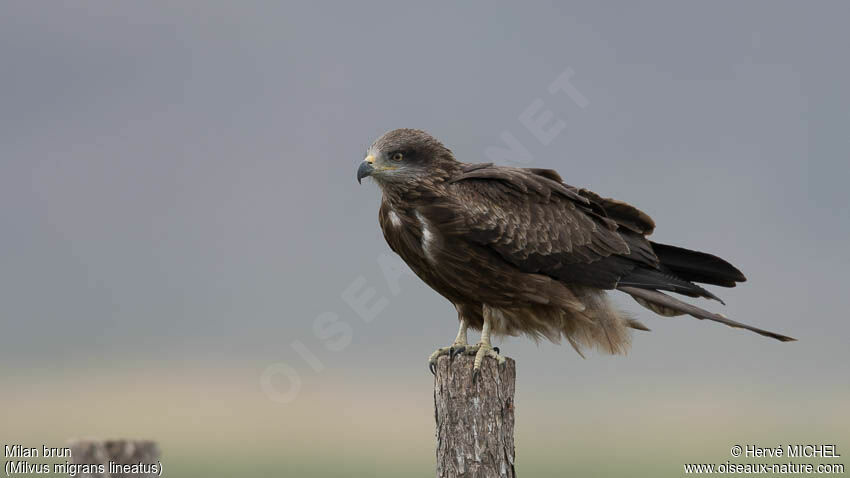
[
  {"x1": 427, "y1": 341, "x2": 469, "y2": 374},
  {"x1": 472, "y1": 343, "x2": 506, "y2": 378}
]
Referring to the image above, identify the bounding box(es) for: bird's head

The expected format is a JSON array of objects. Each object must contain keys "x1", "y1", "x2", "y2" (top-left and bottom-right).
[{"x1": 357, "y1": 129, "x2": 457, "y2": 187}]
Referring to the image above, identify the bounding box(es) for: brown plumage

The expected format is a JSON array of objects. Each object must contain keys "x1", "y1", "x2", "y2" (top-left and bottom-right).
[{"x1": 357, "y1": 129, "x2": 795, "y2": 364}]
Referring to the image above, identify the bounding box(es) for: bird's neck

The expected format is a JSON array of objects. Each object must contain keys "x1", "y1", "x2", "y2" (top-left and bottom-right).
[
  {"x1": 380, "y1": 174, "x2": 454, "y2": 210},
  {"x1": 381, "y1": 182, "x2": 444, "y2": 210}
]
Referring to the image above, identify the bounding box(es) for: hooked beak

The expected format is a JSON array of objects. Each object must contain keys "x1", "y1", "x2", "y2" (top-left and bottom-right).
[{"x1": 357, "y1": 155, "x2": 376, "y2": 184}]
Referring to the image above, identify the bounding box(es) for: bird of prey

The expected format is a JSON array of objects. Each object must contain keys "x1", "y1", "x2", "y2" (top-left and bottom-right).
[{"x1": 357, "y1": 129, "x2": 795, "y2": 377}]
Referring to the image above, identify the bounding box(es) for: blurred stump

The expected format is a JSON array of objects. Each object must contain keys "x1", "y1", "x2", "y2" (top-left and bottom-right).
[
  {"x1": 69, "y1": 440, "x2": 160, "y2": 478},
  {"x1": 434, "y1": 354, "x2": 516, "y2": 478}
]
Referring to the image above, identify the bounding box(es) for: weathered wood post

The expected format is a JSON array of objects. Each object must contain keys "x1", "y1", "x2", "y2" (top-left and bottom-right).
[
  {"x1": 434, "y1": 354, "x2": 517, "y2": 478},
  {"x1": 69, "y1": 440, "x2": 160, "y2": 478}
]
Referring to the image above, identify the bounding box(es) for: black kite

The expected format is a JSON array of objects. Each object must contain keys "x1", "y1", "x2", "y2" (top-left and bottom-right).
[{"x1": 357, "y1": 129, "x2": 794, "y2": 377}]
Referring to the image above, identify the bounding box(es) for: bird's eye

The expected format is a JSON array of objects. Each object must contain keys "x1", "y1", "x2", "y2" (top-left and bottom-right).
[{"x1": 391, "y1": 152, "x2": 404, "y2": 162}]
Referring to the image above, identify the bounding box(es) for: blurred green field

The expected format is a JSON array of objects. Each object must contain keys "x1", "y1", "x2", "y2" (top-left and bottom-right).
[{"x1": 2, "y1": 364, "x2": 847, "y2": 477}]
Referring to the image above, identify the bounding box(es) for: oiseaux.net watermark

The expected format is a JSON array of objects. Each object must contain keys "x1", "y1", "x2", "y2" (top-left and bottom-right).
[
  {"x1": 684, "y1": 444, "x2": 844, "y2": 475},
  {"x1": 260, "y1": 67, "x2": 590, "y2": 404}
]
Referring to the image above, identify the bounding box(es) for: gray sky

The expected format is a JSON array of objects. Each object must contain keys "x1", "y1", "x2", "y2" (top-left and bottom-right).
[{"x1": 1, "y1": 0, "x2": 848, "y2": 394}]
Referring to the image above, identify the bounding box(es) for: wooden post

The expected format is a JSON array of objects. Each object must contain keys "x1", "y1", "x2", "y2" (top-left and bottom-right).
[
  {"x1": 434, "y1": 354, "x2": 517, "y2": 478},
  {"x1": 69, "y1": 440, "x2": 160, "y2": 478}
]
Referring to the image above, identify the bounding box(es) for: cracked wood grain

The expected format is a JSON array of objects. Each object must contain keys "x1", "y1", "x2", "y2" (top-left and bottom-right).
[{"x1": 434, "y1": 355, "x2": 516, "y2": 478}]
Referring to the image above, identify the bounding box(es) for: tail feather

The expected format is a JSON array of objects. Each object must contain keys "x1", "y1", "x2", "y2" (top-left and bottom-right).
[
  {"x1": 619, "y1": 267, "x2": 725, "y2": 303},
  {"x1": 618, "y1": 286, "x2": 796, "y2": 342},
  {"x1": 651, "y1": 242, "x2": 746, "y2": 287}
]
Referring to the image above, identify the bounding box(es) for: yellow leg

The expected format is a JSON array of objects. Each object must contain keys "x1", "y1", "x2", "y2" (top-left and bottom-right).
[{"x1": 470, "y1": 307, "x2": 506, "y2": 381}]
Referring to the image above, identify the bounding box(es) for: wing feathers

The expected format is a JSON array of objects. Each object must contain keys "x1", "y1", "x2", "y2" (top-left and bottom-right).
[
  {"x1": 450, "y1": 165, "x2": 590, "y2": 204},
  {"x1": 577, "y1": 188, "x2": 656, "y2": 235},
  {"x1": 618, "y1": 286, "x2": 796, "y2": 342},
  {"x1": 618, "y1": 267, "x2": 725, "y2": 304}
]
